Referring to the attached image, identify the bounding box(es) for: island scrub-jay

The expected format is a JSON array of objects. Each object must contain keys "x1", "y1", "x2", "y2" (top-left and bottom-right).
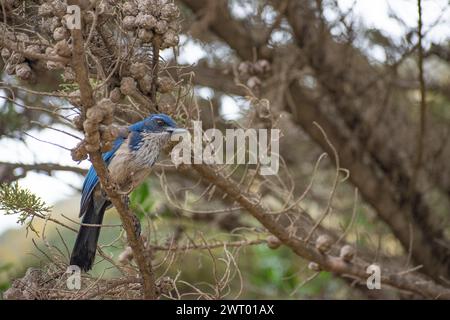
[{"x1": 70, "y1": 113, "x2": 185, "y2": 271}]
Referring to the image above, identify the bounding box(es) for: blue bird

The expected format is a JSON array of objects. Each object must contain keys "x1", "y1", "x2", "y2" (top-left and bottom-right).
[{"x1": 70, "y1": 114, "x2": 185, "y2": 271}]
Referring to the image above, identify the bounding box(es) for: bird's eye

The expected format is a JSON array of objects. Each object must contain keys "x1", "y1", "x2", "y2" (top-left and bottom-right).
[{"x1": 156, "y1": 119, "x2": 165, "y2": 126}]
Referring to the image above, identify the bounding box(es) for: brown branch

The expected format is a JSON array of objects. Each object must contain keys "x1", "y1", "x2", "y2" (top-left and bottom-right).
[
  {"x1": 180, "y1": 52, "x2": 450, "y2": 282},
  {"x1": 413, "y1": 0, "x2": 427, "y2": 185},
  {"x1": 0, "y1": 161, "x2": 87, "y2": 175},
  {"x1": 180, "y1": 0, "x2": 271, "y2": 61},
  {"x1": 149, "y1": 239, "x2": 266, "y2": 251},
  {"x1": 67, "y1": 0, "x2": 156, "y2": 299},
  {"x1": 192, "y1": 164, "x2": 450, "y2": 299},
  {"x1": 176, "y1": 61, "x2": 246, "y2": 96},
  {"x1": 178, "y1": 52, "x2": 450, "y2": 282},
  {"x1": 279, "y1": 0, "x2": 450, "y2": 282}
]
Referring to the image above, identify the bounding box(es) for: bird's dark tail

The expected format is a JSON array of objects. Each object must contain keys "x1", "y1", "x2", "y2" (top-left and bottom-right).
[{"x1": 70, "y1": 198, "x2": 109, "y2": 272}]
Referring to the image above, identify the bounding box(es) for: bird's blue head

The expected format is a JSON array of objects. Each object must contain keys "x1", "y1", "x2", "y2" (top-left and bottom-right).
[
  {"x1": 129, "y1": 114, "x2": 180, "y2": 133},
  {"x1": 127, "y1": 114, "x2": 186, "y2": 151}
]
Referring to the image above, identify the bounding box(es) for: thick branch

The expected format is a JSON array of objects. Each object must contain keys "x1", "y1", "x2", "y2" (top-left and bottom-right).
[
  {"x1": 281, "y1": 0, "x2": 449, "y2": 282},
  {"x1": 180, "y1": 0, "x2": 270, "y2": 61},
  {"x1": 192, "y1": 164, "x2": 450, "y2": 299},
  {"x1": 67, "y1": 1, "x2": 156, "y2": 299}
]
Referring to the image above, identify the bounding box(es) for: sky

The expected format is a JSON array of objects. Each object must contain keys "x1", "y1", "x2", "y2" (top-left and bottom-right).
[{"x1": 0, "y1": 0, "x2": 449, "y2": 234}]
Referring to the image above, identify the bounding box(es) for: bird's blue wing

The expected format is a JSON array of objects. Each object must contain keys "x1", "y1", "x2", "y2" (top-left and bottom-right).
[{"x1": 79, "y1": 136, "x2": 126, "y2": 217}]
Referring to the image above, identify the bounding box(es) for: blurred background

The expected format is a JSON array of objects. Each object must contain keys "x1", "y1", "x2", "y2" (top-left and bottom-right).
[{"x1": 1, "y1": 0, "x2": 450, "y2": 299}]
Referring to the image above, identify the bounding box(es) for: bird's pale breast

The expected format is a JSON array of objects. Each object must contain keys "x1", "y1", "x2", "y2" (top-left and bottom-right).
[{"x1": 108, "y1": 132, "x2": 170, "y2": 194}]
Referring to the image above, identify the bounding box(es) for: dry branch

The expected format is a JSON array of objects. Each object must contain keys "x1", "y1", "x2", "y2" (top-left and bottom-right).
[
  {"x1": 67, "y1": 0, "x2": 156, "y2": 299},
  {"x1": 192, "y1": 164, "x2": 450, "y2": 299}
]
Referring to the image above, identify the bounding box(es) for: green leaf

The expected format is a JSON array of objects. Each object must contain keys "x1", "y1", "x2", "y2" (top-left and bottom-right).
[{"x1": 130, "y1": 181, "x2": 155, "y2": 220}]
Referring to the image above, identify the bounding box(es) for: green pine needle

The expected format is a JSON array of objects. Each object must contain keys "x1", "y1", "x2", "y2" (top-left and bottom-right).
[{"x1": 0, "y1": 182, "x2": 52, "y2": 236}]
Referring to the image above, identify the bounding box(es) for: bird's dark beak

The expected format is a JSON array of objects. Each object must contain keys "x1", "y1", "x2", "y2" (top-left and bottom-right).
[{"x1": 166, "y1": 127, "x2": 188, "y2": 135}]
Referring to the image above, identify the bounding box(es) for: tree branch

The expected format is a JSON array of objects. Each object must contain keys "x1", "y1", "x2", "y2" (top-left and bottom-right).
[
  {"x1": 67, "y1": 0, "x2": 156, "y2": 299},
  {"x1": 180, "y1": 0, "x2": 271, "y2": 60},
  {"x1": 192, "y1": 164, "x2": 450, "y2": 299},
  {"x1": 0, "y1": 161, "x2": 87, "y2": 176}
]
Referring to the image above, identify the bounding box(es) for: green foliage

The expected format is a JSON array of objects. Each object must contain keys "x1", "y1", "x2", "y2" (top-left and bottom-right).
[
  {"x1": 246, "y1": 245, "x2": 300, "y2": 297},
  {"x1": 0, "y1": 182, "x2": 51, "y2": 235},
  {"x1": 58, "y1": 82, "x2": 79, "y2": 93},
  {"x1": 0, "y1": 263, "x2": 14, "y2": 294},
  {"x1": 242, "y1": 245, "x2": 351, "y2": 298},
  {"x1": 129, "y1": 181, "x2": 155, "y2": 220}
]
